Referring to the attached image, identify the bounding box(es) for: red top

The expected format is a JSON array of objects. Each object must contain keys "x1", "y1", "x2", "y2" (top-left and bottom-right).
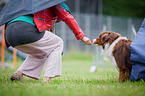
[{"x1": 34, "y1": 4, "x2": 85, "y2": 40}]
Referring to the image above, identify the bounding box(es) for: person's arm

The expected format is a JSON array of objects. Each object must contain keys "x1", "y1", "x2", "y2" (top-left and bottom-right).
[{"x1": 52, "y1": 4, "x2": 91, "y2": 45}]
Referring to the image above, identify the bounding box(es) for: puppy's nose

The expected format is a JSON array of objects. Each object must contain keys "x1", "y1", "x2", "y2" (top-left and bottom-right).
[{"x1": 91, "y1": 39, "x2": 96, "y2": 43}]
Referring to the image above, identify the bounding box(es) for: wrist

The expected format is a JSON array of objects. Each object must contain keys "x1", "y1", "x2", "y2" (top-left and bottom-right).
[{"x1": 80, "y1": 37, "x2": 85, "y2": 42}]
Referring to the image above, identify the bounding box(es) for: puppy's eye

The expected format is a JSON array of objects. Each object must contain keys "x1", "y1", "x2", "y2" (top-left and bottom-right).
[{"x1": 103, "y1": 37, "x2": 105, "y2": 40}]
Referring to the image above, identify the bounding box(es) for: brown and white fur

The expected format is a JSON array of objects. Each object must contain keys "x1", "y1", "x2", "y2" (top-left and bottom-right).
[{"x1": 92, "y1": 31, "x2": 132, "y2": 82}]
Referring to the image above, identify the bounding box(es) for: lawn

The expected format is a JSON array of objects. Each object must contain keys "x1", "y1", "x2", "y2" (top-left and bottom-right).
[{"x1": 0, "y1": 52, "x2": 145, "y2": 96}]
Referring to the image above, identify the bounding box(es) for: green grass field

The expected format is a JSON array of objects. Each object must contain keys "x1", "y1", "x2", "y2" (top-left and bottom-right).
[{"x1": 0, "y1": 52, "x2": 145, "y2": 96}]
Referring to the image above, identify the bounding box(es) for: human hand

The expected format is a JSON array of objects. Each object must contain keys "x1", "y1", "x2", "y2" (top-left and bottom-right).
[
  {"x1": 81, "y1": 37, "x2": 91, "y2": 45},
  {"x1": 48, "y1": 25, "x2": 55, "y2": 32}
]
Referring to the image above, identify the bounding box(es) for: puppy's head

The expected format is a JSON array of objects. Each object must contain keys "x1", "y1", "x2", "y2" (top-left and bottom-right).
[{"x1": 92, "y1": 31, "x2": 121, "y2": 49}]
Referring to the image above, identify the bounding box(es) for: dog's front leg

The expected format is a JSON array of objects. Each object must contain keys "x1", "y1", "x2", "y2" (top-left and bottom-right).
[
  {"x1": 118, "y1": 68, "x2": 130, "y2": 82},
  {"x1": 118, "y1": 71, "x2": 125, "y2": 82}
]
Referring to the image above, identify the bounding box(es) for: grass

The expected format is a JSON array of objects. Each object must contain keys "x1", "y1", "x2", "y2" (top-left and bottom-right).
[{"x1": 0, "y1": 51, "x2": 145, "y2": 96}]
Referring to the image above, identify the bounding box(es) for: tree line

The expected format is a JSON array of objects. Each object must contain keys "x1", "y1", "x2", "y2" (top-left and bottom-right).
[{"x1": 103, "y1": 0, "x2": 145, "y2": 18}]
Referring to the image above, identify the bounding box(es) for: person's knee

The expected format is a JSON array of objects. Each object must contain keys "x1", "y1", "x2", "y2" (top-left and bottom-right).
[
  {"x1": 33, "y1": 51, "x2": 47, "y2": 59},
  {"x1": 55, "y1": 36, "x2": 64, "y2": 47},
  {"x1": 59, "y1": 38, "x2": 64, "y2": 46}
]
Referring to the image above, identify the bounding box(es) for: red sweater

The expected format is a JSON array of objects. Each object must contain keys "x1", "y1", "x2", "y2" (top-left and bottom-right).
[{"x1": 34, "y1": 4, "x2": 85, "y2": 40}]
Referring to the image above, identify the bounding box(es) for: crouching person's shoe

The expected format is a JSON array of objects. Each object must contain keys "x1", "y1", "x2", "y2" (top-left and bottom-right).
[{"x1": 10, "y1": 72, "x2": 23, "y2": 81}]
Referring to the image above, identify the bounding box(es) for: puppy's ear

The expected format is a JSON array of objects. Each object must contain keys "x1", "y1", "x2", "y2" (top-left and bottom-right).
[
  {"x1": 101, "y1": 34, "x2": 110, "y2": 44},
  {"x1": 107, "y1": 32, "x2": 121, "y2": 44},
  {"x1": 111, "y1": 32, "x2": 121, "y2": 41}
]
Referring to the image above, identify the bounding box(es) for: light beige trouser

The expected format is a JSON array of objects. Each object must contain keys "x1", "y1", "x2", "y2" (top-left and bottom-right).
[{"x1": 15, "y1": 31, "x2": 63, "y2": 79}]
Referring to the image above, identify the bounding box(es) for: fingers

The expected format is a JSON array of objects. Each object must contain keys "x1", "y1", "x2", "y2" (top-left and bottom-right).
[
  {"x1": 81, "y1": 37, "x2": 91, "y2": 45},
  {"x1": 49, "y1": 27, "x2": 55, "y2": 32},
  {"x1": 84, "y1": 39, "x2": 91, "y2": 45},
  {"x1": 48, "y1": 25, "x2": 55, "y2": 32},
  {"x1": 50, "y1": 25, "x2": 55, "y2": 32}
]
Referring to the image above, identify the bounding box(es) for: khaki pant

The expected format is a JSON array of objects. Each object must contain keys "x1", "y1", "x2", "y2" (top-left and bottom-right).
[{"x1": 15, "y1": 31, "x2": 63, "y2": 79}]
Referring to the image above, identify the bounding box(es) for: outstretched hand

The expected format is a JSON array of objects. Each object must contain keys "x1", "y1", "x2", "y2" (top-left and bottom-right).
[{"x1": 81, "y1": 37, "x2": 91, "y2": 45}]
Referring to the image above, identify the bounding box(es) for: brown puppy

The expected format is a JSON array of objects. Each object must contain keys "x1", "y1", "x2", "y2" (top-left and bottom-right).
[{"x1": 92, "y1": 31, "x2": 132, "y2": 82}]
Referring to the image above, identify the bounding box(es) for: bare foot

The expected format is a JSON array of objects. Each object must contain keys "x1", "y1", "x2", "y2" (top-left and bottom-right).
[{"x1": 43, "y1": 77, "x2": 51, "y2": 82}]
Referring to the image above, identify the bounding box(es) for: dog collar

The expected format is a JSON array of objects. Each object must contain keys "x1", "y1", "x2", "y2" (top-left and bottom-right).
[{"x1": 103, "y1": 37, "x2": 128, "y2": 56}]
